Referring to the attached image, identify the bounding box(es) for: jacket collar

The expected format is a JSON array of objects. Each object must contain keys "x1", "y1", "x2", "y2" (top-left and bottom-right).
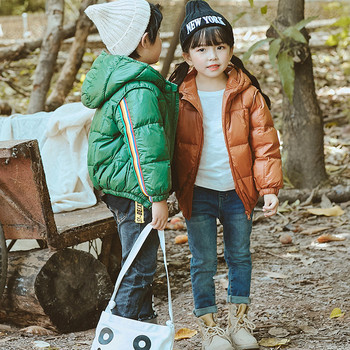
[{"x1": 82, "y1": 51, "x2": 178, "y2": 109}]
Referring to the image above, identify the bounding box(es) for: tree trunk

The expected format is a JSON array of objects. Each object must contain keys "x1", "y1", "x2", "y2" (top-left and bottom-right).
[
  {"x1": 277, "y1": 185, "x2": 350, "y2": 204},
  {"x1": 270, "y1": 0, "x2": 327, "y2": 189},
  {"x1": 45, "y1": 0, "x2": 97, "y2": 111},
  {"x1": 161, "y1": 0, "x2": 188, "y2": 78},
  {"x1": 0, "y1": 249, "x2": 55, "y2": 329},
  {"x1": 0, "y1": 248, "x2": 113, "y2": 332},
  {"x1": 0, "y1": 24, "x2": 77, "y2": 63},
  {"x1": 0, "y1": 100, "x2": 12, "y2": 115},
  {"x1": 27, "y1": 0, "x2": 64, "y2": 114}
]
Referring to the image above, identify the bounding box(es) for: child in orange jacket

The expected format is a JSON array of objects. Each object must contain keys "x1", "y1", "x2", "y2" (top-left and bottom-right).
[{"x1": 170, "y1": 1, "x2": 283, "y2": 349}]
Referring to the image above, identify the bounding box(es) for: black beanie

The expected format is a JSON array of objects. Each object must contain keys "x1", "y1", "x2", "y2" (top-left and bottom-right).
[{"x1": 180, "y1": 0, "x2": 233, "y2": 49}]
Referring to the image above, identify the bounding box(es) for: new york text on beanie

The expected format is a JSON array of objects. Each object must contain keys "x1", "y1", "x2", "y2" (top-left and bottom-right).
[{"x1": 180, "y1": 0, "x2": 233, "y2": 49}]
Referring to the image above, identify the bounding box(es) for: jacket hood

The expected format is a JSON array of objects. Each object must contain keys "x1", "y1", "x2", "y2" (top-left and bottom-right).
[
  {"x1": 82, "y1": 51, "x2": 172, "y2": 109},
  {"x1": 179, "y1": 63, "x2": 252, "y2": 109}
]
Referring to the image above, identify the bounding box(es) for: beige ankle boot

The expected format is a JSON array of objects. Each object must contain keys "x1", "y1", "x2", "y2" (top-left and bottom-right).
[
  {"x1": 227, "y1": 304, "x2": 259, "y2": 350},
  {"x1": 197, "y1": 313, "x2": 233, "y2": 350}
]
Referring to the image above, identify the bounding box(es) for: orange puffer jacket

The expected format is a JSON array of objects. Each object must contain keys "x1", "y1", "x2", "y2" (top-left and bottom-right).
[{"x1": 172, "y1": 65, "x2": 283, "y2": 219}]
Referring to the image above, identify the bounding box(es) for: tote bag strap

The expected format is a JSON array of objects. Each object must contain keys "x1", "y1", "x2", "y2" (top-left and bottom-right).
[
  {"x1": 158, "y1": 227, "x2": 173, "y2": 322},
  {"x1": 106, "y1": 223, "x2": 173, "y2": 322}
]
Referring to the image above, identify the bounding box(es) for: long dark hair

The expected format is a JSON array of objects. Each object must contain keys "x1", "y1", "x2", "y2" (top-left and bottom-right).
[
  {"x1": 129, "y1": 3, "x2": 163, "y2": 60},
  {"x1": 169, "y1": 26, "x2": 271, "y2": 109}
]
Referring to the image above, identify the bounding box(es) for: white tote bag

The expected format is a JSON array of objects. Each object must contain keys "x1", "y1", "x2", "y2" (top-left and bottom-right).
[{"x1": 91, "y1": 224, "x2": 175, "y2": 350}]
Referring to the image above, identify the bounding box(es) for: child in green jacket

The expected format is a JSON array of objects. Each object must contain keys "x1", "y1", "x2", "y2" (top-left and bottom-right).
[{"x1": 82, "y1": 0, "x2": 178, "y2": 323}]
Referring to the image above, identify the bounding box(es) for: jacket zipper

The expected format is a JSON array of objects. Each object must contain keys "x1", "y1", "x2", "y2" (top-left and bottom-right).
[
  {"x1": 181, "y1": 95, "x2": 204, "y2": 186},
  {"x1": 222, "y1": 96, "x2": 252, "y2": 220}
]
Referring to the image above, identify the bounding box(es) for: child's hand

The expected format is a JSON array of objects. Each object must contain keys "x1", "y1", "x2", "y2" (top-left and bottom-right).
[
  {"x1": 151, "y1": 200, "x2": 169, "y2": 230},
  {"x1": 262, "y1": 194, "x2": 279, "y2": 217}
]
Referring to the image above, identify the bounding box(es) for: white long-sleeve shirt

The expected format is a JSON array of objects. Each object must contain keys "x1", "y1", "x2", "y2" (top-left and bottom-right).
[{"x1": 195, "y1": 89, "x2": 235, "y2": 191}]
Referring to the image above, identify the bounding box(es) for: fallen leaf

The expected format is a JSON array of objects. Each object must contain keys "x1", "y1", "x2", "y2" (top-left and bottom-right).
[
  {"x1": 170, "y1": 217, "x2": 182, "y2": 224},
  {"x1": 307, "y1": 206, "x2": 344, "y2": 217},
  {"x1": 300, "y1": 325, "x2": 318, "y2": 335},
  {"x1": 264, "y1": 271, "x2": 289, "y2": 279},
  {"x1": 0, "y1": 337, "x2": 15, "y2": 344},
  {"x1": 278, "y1": 200, "x2": 294, "y2": 213},
  {"x1": 326, "y1": 164, "x2": 343, "y2": 173},
  {"x1": 330, "y1": 308, "x2": 345, "y2": 319},
  {"x1": 299, "y1": 226, "x2": 330, "y2": 235},
  {"x1": 166, "y1": 217, "x2": 186, "y2": 230},
  {"x1": 33, "y1": 340, "x2": 51, "y2": 349},
  {"x1": 283, "y1": 223, "x2": 295, "y2": 231},
  {"x1": 268, "y1": 327, "x2": 290, "y2": 337},
  {"x1": 286, "y1": 246, "x2": 299, "y2": 253},
  {"x1": 291, "y1": 199, "x2": 300, "y2": 208},
  {"x1": 219, "y1": 278, "x2": 229, "y2": 289},
  {"x1": 0, "y1": 325, "x2": 12, "y2": 332},
  {"x1": 253, "y1": 213, "x2": 266, "y2": 223},
  {"x1": 316, "y1": 234, "x2": 346, "y2": 243},
  {"x1": 259, "y1": 337, "x2": 290, "y2": 347},
  {"x1": 20, "y1": 326, "x2": 56, "y2": 335},
  {"x1": 279, "y1": 233, "x2": 292, "y2": 244},
  {"x1": 174, "y1": 328, "x2": 197, "y2": 340},
  {"x1": 300, "y1": 257, "x2": 315, "y2": 266},
  {"x1": 320, "y1": 194, "x2": 332, "y2": 208},
  {"x1": 174, "y1": 234, "x2": 188, "y2": 244}
]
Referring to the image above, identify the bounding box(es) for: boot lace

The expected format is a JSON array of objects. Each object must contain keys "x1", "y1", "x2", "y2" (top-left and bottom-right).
[
  {"x1": 202, "y1": 323, "x2": 227, "y2": 341},
  {"x1": 230, "y1": 314, "x2": 256, "y2": 334}
]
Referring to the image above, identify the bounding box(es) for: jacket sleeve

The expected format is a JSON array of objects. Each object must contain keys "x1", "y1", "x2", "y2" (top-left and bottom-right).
[
  {"x1": 249, "y1": 90, "x2": 283, "y2": 196},
  {"x1": 116, "y1": 87, "x2": 171, "y2": 203}
]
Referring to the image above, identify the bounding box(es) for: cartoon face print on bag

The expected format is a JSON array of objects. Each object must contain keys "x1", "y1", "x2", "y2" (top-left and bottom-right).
[{"x1": 97, "y1": 327, "x2": 152, "y2": 350}]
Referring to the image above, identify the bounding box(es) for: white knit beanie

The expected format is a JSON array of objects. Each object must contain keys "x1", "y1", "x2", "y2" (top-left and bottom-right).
[{"x1": 85, "y1": 0, "x2": 151, "y2": 56}]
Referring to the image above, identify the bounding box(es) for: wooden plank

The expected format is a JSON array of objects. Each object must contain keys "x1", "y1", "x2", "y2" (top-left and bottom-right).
[
  {"x1": 54, "y1": 202, "x2": 112, "y2": 232},
  {"x1": 0, "y1": 140, "x2": 58, "y2": 244},
  {"x1": 0, "y1": 139, "x2": 33, "y2": 149},
  {"x1": 53, "y1": 202, "x2": 117, "y2": 250},
  {"x1": 0, "y1": 148, "x2": 11, "y2": 158},
  {"x1": 0, "y1": 139, "x2": 117, "y2": 250}
]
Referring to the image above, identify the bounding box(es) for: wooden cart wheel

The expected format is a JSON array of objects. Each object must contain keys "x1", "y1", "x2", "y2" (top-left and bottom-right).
[{"x1": 0, "y1": 223, "x2": 8, "y2": 299}]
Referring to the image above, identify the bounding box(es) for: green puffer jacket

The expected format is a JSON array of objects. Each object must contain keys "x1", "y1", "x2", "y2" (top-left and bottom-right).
[{"x1": 81, "y1": 52, "x2": 179, "y2": 209}]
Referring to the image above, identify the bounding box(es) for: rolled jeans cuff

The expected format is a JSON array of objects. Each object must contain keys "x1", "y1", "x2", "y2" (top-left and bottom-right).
[
  {"x1": 227, "y1": 295, "x2": 251, "y2": 304},
  {"x1": 194, "y1": 305, "x2": 218, "y2": 317}
]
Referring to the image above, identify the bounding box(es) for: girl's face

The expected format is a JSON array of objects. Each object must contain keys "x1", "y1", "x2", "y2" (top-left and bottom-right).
[{"x1": 183, "y1": 43, "x2": 233, "y2": 85}]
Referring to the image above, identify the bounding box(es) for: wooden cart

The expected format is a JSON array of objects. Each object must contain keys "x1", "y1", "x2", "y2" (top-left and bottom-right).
[{"x1": 0, "y1": 139, "x2": 121, "y2": 332}]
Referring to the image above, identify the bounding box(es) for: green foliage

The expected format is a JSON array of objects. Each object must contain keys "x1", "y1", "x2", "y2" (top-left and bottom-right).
[
  {"x1": 260, "y1": 5, "x2": 268, "y2": 15},
  {"x1": 277, "y1": 51, "x2": 295, "y2": 102},
  {"x1": 242, "y1": 0, "x2": 316, "y2": 102},
  {"x1": 325, "y1": 16, "x2": 350, "y2": 48},
  {"x1": 0, "y1": 0, "x2": 45, "y2": 16},
  {"x1": 268, "y1": 38, "x2": 281, "y2": 69},
  {"x1": 242, "y1": 38, "x2": 272, "y2": 62},
  {"x1": 269, "y1": 18, "x2": 314, "y2": 102},
  {"x1": 323, "y1": 2, "x2": 350, "y2": 76},
  {"x1": 258, "y1": 18, "x2": 311, "y2": 103},
  {"x1": 232, "y1": 12, "x2": 247, "y2": 25},
  {"x1": 282, "y1": 26, "x2": 307, "y2": 44}
]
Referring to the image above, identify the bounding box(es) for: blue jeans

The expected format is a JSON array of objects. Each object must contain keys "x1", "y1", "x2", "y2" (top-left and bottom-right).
[
  {"x1": 105, "y1": 196, "x2": 159, "y2": 321},
  {"x1": 186, "y1": 186, "x2": 253, "y2": 317}
]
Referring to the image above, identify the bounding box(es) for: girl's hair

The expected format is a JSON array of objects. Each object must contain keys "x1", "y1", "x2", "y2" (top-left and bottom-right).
[
  {"x1": 129, "y1": 3, "x2": 163, "y2": 60},
  {"x1": 169, "y1": 26, "x2": 271, "y2": 109}
]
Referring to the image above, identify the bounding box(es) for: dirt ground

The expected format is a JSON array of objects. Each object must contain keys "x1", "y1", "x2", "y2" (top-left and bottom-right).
[{"x1": 0, "y1": 199, "x2": 349, "y2": 350}]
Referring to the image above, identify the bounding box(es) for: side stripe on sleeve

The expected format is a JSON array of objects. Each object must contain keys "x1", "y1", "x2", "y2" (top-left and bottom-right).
[{"x1": 118, "y1": 98, "x2": 153, "y2": 202}]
